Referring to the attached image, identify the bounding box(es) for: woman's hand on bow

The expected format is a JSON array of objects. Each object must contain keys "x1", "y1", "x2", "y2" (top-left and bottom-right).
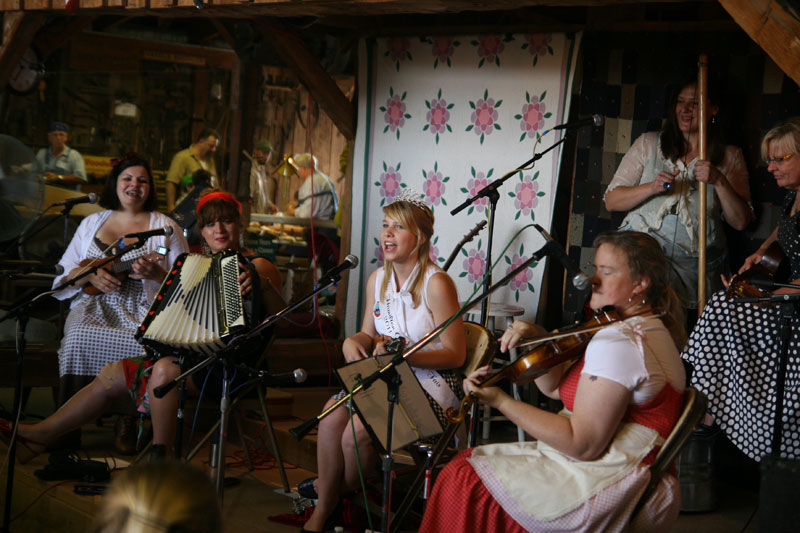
[{"x1": 500, "y1": 320, "x2": 547, "y2": 353}]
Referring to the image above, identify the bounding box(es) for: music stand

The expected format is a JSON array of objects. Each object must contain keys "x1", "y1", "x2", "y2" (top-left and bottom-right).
[{"x1": 336, "y1": 353, "x2": 442, "y2": 533}]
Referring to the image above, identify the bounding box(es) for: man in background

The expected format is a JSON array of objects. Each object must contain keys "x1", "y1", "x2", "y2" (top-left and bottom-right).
[
  {"x1": 291, "y1": 153, "x2": 338, "y2": 220},
  {"x1": 165, "y1": 128, "x2": 219, "y2": 212},
  {"x1": 36, "y1": 121, "x2": 87, "y2": 190},
  {"x1": 249, "y1": 139, "x2": 277, "y2": 214}
]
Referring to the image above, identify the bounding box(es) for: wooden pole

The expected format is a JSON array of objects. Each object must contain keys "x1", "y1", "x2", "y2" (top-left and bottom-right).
[{"x1": 697, "y1": 53, "x2": 708, "y2": 316}]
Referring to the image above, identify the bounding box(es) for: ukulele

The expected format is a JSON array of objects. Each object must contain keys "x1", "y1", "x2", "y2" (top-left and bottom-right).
[
  {"x1": 726, "y1": 241, "x2": 786, "y2": 300},
  {"x1": 80, "y1": 247, "x2": 168, "y2": 295}
]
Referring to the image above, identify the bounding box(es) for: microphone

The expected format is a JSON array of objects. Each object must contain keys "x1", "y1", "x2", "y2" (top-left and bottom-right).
[
  {"x1": 533, "y1": 224, "x2": 591, "y2": 291},
  {"x1": 259, "y1": 368, "x2": 308, "y2": 386},
  {"x1": 0, "y1": 261, "x2": 64, "y2": 275},
  {"x1": 123, "y1": 225, "x2": 174, "y2": 240},
  {"x1": 54, "y1": 193, "x2": 97, "y2": 207},
  {"x1": 551, "y1": 114, "x2": 604, "y2": 131},
  {"x1": 320, "y1": 254, "x2": 359, "y2": 281}
]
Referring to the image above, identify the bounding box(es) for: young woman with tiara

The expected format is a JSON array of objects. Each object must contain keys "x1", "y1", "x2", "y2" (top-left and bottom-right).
[{"x1": 299, "y1": 189, "x2": 466, "y2": 533}]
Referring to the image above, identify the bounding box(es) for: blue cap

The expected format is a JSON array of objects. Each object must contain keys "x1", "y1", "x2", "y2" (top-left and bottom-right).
[{"x1": 49, "y1": 122, "x2": 69, "y2": 133}]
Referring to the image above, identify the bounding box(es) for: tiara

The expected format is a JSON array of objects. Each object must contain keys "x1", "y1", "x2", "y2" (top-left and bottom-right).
[{"x1": 389, "y1": 188, "x2": 429, "y2": 210}]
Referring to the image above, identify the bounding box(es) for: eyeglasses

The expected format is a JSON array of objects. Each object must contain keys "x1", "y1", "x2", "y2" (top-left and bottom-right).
[{"x1": 766, "y1": 154, "x2": 794, "y2": 165}]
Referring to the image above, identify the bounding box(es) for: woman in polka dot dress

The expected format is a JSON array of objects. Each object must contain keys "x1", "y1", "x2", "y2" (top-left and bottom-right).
[{"x1": 682, "y1": 117, "x2": 800, "y2": 460}]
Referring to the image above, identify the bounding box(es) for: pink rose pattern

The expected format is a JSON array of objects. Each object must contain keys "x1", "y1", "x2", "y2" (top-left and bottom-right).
[
  {"x1": 459, "y1": 244, "x2": 486, "y2": 286},
  {"x1": 371, "y1": 237, "x2": 385, "y2": 266},
  {"x1": 422, "y1": 162, "x2": 449, "y2": 208},
  {"x1": 385, "y1": 37, "x2": 412, "y2": 71},
  {"x1": 424, "y1": 89, "x2": 454, "y2": 144},
  {"x1": 508, "y1": 170, "x2": 546, "y2": 221},
  {"x1": 430, "y1": 37, "x2": 459, "y2": 68},
  {"x1": 466, "y1": 89, "x2": 502, "y2": 145},
  {"x1": 515, "y1": 91, "x2": 552, "y2": 142},
  {"x1": 504, "y1": 244, "x2": 537, "y2": 302},
  {"x1": 380, "y1": 87, "x2": 411, "y2": 140},
  {"x1": 472, "y1": 34, "x2": 508, "y2": 68},
  {"x1": 374, "y1": 161, "x2": 405, "y2": 206},
  {"x1": 521, "y1": 33, "x2": 554, "y2": 66},
  {"x1": 460, "y1": 167, "x2": 492, "y2": 216},
  {"x1": 429, "y1": 236, "x2": 444, "y2": 265}
]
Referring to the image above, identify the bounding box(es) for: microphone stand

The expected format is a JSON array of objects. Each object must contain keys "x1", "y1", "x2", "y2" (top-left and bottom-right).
[
  {"x1": 0, "y1": 238, "x2": 148, "y2": 533},
  {"x1": 449, "y1": 136, "x2": 566, "y2": 446},
  {"x1": 734, "y1": 292, "x2": 800, "y2": 455},
  {"x1": 152, "y1": 269, "x2": 348, "y2": 498}
]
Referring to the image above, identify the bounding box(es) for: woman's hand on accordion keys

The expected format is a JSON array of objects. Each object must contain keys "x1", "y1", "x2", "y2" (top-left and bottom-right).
[{"x1": 238, "y1": 262, "x2": 254, "y2": 296}]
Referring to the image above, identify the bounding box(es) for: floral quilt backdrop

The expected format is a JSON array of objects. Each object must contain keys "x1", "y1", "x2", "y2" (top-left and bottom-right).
[{"x1": 347, "y1": 33, "x2": 582, "y2": 334}]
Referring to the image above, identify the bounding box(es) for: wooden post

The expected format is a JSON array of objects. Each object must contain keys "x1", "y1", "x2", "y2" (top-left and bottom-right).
[{"x1": 697, "y1": 53, "x2": 708, "y2": 316}]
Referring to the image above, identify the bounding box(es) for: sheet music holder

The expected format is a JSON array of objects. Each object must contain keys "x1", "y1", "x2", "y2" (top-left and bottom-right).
[{"x1": 336, "y1": 355, "x2": 443, "y2": 451}]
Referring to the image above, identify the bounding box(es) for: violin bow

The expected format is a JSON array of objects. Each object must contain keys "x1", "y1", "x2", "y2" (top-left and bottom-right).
[{"x1": 512, "y1": 309, "x2": 667, "y2": 351}]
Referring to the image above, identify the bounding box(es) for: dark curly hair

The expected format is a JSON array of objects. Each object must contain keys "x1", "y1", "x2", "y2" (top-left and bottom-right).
[{"x1": 99, "y1": 155, "x2": 157, "y2": 212}]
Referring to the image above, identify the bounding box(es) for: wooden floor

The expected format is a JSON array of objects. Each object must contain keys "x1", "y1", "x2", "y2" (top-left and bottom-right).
[{"x1": 0, "y1": 386, "x2": 762, "y2": 532}]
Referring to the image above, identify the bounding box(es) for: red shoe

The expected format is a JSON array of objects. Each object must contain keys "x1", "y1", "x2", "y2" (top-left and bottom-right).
[{"x1": 0, "y1": 419, "x2": 47, "y2": 463}]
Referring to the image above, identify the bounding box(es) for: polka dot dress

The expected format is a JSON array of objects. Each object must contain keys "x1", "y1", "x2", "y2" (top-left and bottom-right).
[
  {"x1": 682, "y1": 191, "x2": 800, "y2": 460},
  {"x1": 58, "y1": 237, "x2": 151, "y2": 377}
]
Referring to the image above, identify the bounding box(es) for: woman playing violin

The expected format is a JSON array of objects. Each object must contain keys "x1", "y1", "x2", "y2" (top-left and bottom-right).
[
  {"x1": 299, "y1": 189, "x2": 465, "y2": 533},
  {"x1": 683, "y1": 117, "x2": 800, "y2": 461},
  {"x1": 420, "y1": 231, "x2": 686, "y2": 533}
]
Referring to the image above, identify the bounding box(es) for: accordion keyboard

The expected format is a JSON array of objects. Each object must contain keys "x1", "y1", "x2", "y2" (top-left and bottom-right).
[{"x1": 136, "y1": 250, "x2": 246, "y2": 356}]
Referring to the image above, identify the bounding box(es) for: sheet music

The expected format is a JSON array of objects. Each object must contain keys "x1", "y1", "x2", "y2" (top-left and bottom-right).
[{"x1": 336, "y1": 355, "x2": 443, "y2": 451}]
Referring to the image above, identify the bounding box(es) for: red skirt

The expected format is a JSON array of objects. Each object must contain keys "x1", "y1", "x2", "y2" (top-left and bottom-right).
[{"x1": 419, "y1": 449, "x2": 526, "y2": 533}]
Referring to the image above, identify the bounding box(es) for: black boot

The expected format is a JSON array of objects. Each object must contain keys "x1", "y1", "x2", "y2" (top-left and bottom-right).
[{"x1": 678, "y1": 425, "x2": 720, "y2": 512}]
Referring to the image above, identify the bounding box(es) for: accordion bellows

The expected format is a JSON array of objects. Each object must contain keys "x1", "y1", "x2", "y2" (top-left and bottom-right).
[{"x1": 136, "y1": 250, "x2": 246, "y2": 356}]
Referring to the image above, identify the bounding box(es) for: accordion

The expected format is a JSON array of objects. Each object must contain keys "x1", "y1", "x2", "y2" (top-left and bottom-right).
[{"x1": 136, "y1": 250, "x2": 248, "y2": 357}]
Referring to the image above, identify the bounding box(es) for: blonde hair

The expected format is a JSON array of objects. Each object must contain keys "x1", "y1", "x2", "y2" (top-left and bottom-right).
[
  {"x1": 593, "y1": 231, "x2": 686, "y2": 348},
  {"x1": 380, "y1": 200, "x2": 436, "y2": 307},
  {"x1": 761, "y1": 117, "x2": 800, "y2": 162},
  {"x1": 94, "y1": 462, "x2": 221, "y2": 533}
]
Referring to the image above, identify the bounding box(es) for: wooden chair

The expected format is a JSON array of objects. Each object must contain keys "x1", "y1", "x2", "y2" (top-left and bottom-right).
[
  {"x1": 390, "y1": 321, "x2": 498, "y2": 530},
  {"x1": 630, "y1": 386, "x2": 707, "y2": 521}
]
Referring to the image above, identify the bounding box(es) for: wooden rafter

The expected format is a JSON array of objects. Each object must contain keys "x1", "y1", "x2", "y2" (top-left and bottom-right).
[
  {"x1": 718, "y1": 0, "x2": 800, "y2": 86},
  {"x1": 255, "y1": 17, "x2": 355, "y2": 140}
]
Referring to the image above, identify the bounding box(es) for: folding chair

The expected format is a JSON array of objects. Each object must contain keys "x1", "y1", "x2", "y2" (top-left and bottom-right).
[{"x1": 630, "y1": 386, "x2": 707, "y2": 522}]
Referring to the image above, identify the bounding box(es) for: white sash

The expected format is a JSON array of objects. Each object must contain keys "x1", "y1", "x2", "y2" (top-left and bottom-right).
[{"x1": 377, "y1": 265, "x2": 459, "y2": 412}]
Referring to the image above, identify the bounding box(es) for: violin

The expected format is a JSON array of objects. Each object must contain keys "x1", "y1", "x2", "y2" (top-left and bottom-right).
[
  {"x1": 445, "y1": 307, "x2": 622, "y2": 423},
  {"x1": 726, "y1": 242, "x2": 785, "y2": 301}
]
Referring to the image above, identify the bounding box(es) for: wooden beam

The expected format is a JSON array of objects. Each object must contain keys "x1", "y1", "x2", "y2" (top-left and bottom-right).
[
  {"x1": 0, "y1": 12, "x2": 45, "y2": 90},
  {"x1": 255, "y1": 17, "x2": 355, "y2": 140},
  {"x1": 718, "y1": 0, "x2": 800, "y2": 86},
  {"x1": 209, "y1": 17, "x2": 237, "y2": 49},
  {"x1": 37, "y1": 16, "x2": 97, "y2": 57}
]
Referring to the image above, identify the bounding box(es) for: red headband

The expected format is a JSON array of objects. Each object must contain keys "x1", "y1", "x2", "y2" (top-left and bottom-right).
[{"x1": 197, "y1": 192, "x2": 242, "y2": 213}]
